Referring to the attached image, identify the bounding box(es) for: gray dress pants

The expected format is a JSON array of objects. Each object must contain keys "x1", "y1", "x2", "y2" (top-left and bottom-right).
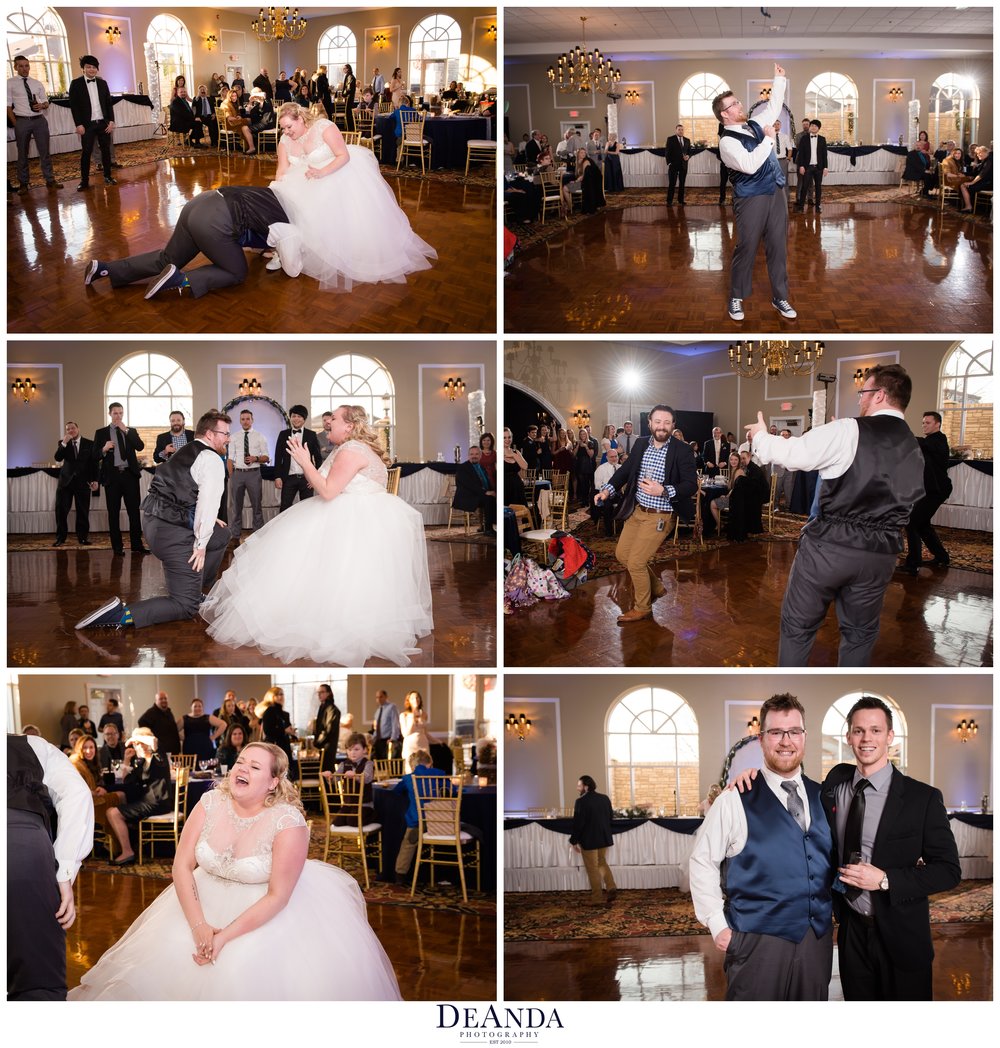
[
  {"x1": 229, "y1": 468, "x2": 264, "y2": 536},
  {"x1": 14, "y1": 115, "x2": 55, "y2": 184},
  {"x1": 729, "y1": 188, "x2": 789, "y2": 300},
  {"x1": 724, "y1": 926, "x2": 832, "y2": 1000}
]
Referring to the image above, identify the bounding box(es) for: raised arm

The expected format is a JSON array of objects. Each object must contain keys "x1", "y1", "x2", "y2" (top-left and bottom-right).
[{"x1": 287, "y1": 441, "x2": 365, "y2": 501}]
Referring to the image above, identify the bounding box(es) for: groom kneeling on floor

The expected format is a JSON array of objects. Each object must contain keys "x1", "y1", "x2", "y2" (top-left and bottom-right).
[{"x1": 75, "y1": 410, "x2": 233, "y2": 631}]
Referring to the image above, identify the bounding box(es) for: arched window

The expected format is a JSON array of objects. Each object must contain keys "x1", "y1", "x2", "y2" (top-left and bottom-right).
[
  {"x1": 805, "y1": 71, "x2": 858, "y2": 143},
  {"x1": 409, "y1": 14, "x2": 462, "y2": 99},
  {"x1": 146, "y1": 14, "x2": 193, "y2": 112},
  {"x1": 6, "y1": 4, "x2": 70, "y2": 93},
  {"x1": 939, "y1": 338, "x2": 993, "y2": 453},
  {"x1": 928, "y1": 73, "x2": 981, "y2": 148},
  {"x1": 311, "y1": 354, "x2": 395, "y2": 450},
  {"x1": 105, "y1": 352, "x2": 193, "y2": 454},
  {"x1": 678, "y1": 72, "x2": 730, "y2": 145},
  {"x1": 318, "y1": 25, "x2": 357, "y2": 76},
  {"x1": 821, "y1": 693, "x2": 907, "y2": 780},
  {"x1": 606, "y1": 686, "x2": 699, "y2": 815}
]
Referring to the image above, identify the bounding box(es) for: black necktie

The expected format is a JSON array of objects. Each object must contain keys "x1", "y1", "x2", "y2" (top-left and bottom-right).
[
  {"x1": 244, "y1": 432, "x2": 250, "y2": 460},
  {"x1": 23, "y1": 77, "x2": 34, "y2": 107},
  {"x1": 843, "y1": 779, "x2": 871, "y2": 901},
  {"x1": 116, "y1": 427, "x2": 127, "y2": 461}
]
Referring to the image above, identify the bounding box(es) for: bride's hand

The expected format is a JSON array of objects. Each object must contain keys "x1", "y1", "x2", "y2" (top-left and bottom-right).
[
  {"x1": 304, "y1": 167, "x2": 324, "y2": 180},
  {"x1": 191, "y1": 923, "x2": 219, "y2": 965},
  {"x1": 287, "y1": 438, "x2": 309, "y2": 466}
]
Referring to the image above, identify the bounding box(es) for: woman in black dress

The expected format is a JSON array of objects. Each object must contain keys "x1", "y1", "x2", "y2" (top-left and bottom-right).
[
  {"x1": 502, "y1": 427, "x2": 528, "y2": 506},
  {"x1": 341, "y1": 63, "x2": 357, "y2": 131},
  {"x1": 178, "y1": 699, "x2": 225, "y2": 762}
]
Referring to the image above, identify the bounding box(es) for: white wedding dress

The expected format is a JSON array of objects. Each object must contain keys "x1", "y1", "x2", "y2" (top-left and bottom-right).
[
  {"x1": 267, "y1": 117, "x2": 437, "y2": 291},
  {"x1": 69, "y1": 790, "x2": 401, "y2": 1000},
  {"x1": 201, "y1": 440, "x2": 433, "y2": 666}
]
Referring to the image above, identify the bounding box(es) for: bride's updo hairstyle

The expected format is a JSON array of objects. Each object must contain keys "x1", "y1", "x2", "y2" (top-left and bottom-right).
[
  {"x1": 336, "y1": 404, "x2": 392, "y2": 466},
  {"x1": 277, "y1": 100, "x2": 318, "y2": 129},
  {"x1": 217, "y1": 742, "x2": 305, "y2": 812}
]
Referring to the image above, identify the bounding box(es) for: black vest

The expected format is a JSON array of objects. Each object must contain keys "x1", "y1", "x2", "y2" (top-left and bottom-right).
[
  {"x1": 7, "y1": 734, "x2": 54, "y2": 835},
  {"x1": 807, "y1": 415, "x2": 925, "y2": 554},
  {"x1": 142, "y1": 440, "x2": 227, "y2": 527}
]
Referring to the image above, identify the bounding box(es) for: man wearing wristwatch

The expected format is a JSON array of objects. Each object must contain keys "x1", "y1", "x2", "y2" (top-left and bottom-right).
[{"x1": 822, "y1": 696, "x2": 960, "y2": 1000}]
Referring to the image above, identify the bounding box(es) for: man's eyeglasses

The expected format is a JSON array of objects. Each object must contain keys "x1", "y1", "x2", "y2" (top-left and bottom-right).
[
  {"x1": 763, "y1": 728, "x2": 806, "y2": 740},
  {"x1": 721, "y1": 98, "x2": 741, "y2": 113},
  {"x1": 211, "y1": 428, "x2": 231, "y2": 437},
  {"x1": 857, "y1": 388, "x2": 883, "y2": 399}
]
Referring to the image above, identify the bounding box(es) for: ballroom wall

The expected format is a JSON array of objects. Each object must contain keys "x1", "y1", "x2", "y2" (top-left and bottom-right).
[
  {"x1": 505, "y1": 55, "x2": 992, "y2": 148},
  {"x1": 504, "y1": 340, "x2": 957, "y2": 440},
  {"x1": 6, "y1": 341, "x2": 496, "y2": 469},
  {"x1": 503, "y1": 673, "x2": 994, "y2": 812}
]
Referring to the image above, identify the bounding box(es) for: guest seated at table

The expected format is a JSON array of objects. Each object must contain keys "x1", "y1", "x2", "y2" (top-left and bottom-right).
[
  {"x1": 503, "y1": 172, "x2": 542, "y2": 223},
  {"x1": 245, "y1": 88, "x2": 275, "y2": 136},
  {"x1": 393, "y1": 95, "x2": 417, "y2": 140},
  {"x1": 536, "y1": 135, "x2": 554, "y2": 171},
  {"x1": 442, "y1": 81, "x2": 460, "y2": 103},
  {"x1": 479, "y1": 432, "x2": 498, "y2": 488},
  {"x1": 215, "y1": 722, "x2": 247, "y2": 772},
  {"x1": 590, "y1": 447, "x2": 622, "y2": 536},
  {"x1": 327, "y1": 732, "x2": 375, "y2": 825},
  {"x1": 959, "y1": 146, "x2": 992, "y2": 212},
  {"x1": 709, "y1": 452, "x2": 745, "y2": 534},
  {"x1": 191, "y1": 84, "x2": 219, "y2": 147},
  {"x1": 178, "y1": 699, "x2": 225, "y2": 763},
  {"x1": 903, "y1": 140, "x2": 933, "y2": 193},
  {"x1": 104, "y1": 729, "x2": 172, "y2": 866},
  {"x1": 937, "y1": 147, "x2": 972, "y2": 201},
  {"x1": 66, "y1": 728, "x2": 85, "y2": 756},
  {"x1": 503, "y1": 427, "x2": 528, "y2": 506},
  {"x1": 391, "y1": 749, "x2": 451, "y2": 884},
  {"x1": 561, "y1": 148, "x2": 605, "y2": 216},
  {"x1": 70, "y1": 735, "x2": 123, "y2": 843},
  {"x1": 740, "y1": 450, "x2": 771, "y2": 534},
  {"x1": 219, "y1": 88, "x2": 257, "y2": 153},
  {"x1": 295, "y1": 82, "x2": 312, "y2": 109},
  {"x1": 98, "y1": 723, "x2": 125, "y2": 772},
  {"x1": 357, "y1": 87, "x2": 377, "y2": 114},
  {"x1": 169, "y1": 87, "x2": 208, "y2": 148},
  {"x1": 453, "y1": 446, "x2": 496, "y2": 535}
]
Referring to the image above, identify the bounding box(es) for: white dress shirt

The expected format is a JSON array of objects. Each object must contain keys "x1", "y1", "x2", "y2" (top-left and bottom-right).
[
  {"x1": 189, "y1": 439, "x2": 226, "y2": 549},
  {"x1": 809, "y1": 134, "x2": 819, "y2": 166},
  {"x1": 227, "y1": 428, "x2": 269, "y2": 468},
  {"x1": 287, "y1": 430, "x2": 305, "y2": 475},
  {"x1": 594, "y1": 461, "x2": 616, "y2": 489},
  {"x1": 25, "y1": 736, "x2": 95, "y2": 883},
  {"x1": 718, "y1": 75, "x2": 785, "y2": 175},
  {"x1": 6, "y1": 74, "x2": 48, "y2": 118},
  {"x1": 84, "y1": 76, "x2": 103, "y2": 121},
  {"x1": 751, "y1": 408, "x2": 905, "y2": 480},
  {"x1": 689, "y1": 765, "x2": 810, "y2": 939}
]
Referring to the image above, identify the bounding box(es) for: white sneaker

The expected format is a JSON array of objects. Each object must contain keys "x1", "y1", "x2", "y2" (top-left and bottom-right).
[
  {"x1": 728, "y1": 297, "x2": 744, "y2": 321},
  {"x1": 265, "y1": 255, "x2": 282, "y2": 272}
]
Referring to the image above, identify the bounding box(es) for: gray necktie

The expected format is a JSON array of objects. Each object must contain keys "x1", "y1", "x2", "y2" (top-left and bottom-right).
[{"x1": 781, "y1": 781, "x2": 807, "y2": 832}]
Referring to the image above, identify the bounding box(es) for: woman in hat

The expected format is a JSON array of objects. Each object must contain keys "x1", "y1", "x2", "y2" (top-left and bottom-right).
[{"x1": 103, "y1": 728, "x2": 171, "y2": 866}]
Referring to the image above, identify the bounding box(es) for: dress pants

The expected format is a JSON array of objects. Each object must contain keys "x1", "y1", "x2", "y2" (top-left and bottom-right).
[
  {"x1": 904, "y1": 494, "x2": 949, "y2": 567},
  {"x1": 836, "y1": 906, "x2": 932, "y2": 1000},
  {"x1": 729, "y1": 189, "x2": 789, "y2": 300},
  {"x1": 103, "y1": 190, "x2": 248, "y2": 298},
  {"x1": 667, "y1": 161, "x2": 686, "y2": 204},
  {"x1": 80, "y1": 119, "x2": 113, "y2": 182},
  {"x1": 797, "y1": 164, "x2": 824, "y2": 207},
  {"x1": 128, "y1": 515, "x2": 231, "y2": 628},
  {"x1": 778, "y1": 534, "x2": 896, "y2": 666},
  {"x1": 104, "y1": 468, "x2": 143, "y2": 551},
  {"x1": 395, "y1": 827, "x2": 420, "y2": 876},
  {"x1": 724, "y1": 927, "x2": 832, "y2": 1001},
  {"x1": 580, "y1": 847, "x2": 617, "y2": 902},
  {"x1": 614, "y1": 507, "x2": 673, "y2": 613},
  {"x1": 15, "y1": 115, "x2": 55, "y2": 184},
  {"x1": 55, "y1": 480, "x2": 91, "y2": 542},
  {"x1": 229, "y1": 467, "x2": 264, "y2": 536},
  {"x1": 7, "y1": 810, "x2": 67, "y2": 1000},
  {"x1": 372, "y1": 737, "x2": 402, "y2": 761},
  {"x1": 279, "y1": 474, "x2": 313, "y2": 511}
]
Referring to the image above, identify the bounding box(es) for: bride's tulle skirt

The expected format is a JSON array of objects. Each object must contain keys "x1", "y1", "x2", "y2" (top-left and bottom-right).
[
  {"x1": 268, "y1": 145, "x2": 437, "y2": 291},
  {"x1": 68, "y1": 861, "x2": 402, "y2": 1000},
  {"x1": 201, "y1": 487, "x2": 433, "y2": 666}
]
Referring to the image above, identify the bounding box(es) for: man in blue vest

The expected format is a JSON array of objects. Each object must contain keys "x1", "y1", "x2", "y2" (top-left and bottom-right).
[
  {"x1": 690, "y1": 693, "x2": 834, "y2": 1000},
  {"x1": 714, "y1": 63, "x2": 797, "y2": 323}
]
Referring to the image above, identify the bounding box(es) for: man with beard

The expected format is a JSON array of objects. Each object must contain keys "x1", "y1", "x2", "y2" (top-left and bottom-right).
[{"x1": 154, "y1": 411, "x2": 195, "y2": 463}]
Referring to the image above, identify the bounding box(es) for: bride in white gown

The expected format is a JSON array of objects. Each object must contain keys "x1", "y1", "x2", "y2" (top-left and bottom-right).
[
  {"x1": 69, "y1": 743, "x2": 401, "y2": 1000},
  {"x1": 201, "y1": 404, "x2": 433, "y2": 666},
  {"x1": 266, "y1": 101, "x2": 436, "y2": 290}
]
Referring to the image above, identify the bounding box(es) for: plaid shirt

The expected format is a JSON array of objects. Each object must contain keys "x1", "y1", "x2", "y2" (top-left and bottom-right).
[{"x1": 601, "y1": 438, "x2": 677, "y2": 511}]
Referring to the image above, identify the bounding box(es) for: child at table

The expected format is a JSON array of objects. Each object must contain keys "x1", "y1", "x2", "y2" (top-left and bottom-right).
[{"x1": 324, "y1": 732, "x2": 375, "y2": 825}]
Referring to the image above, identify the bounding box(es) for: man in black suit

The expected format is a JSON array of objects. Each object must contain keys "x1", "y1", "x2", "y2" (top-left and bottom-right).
[
  {"x1": 666, "y1": 122, "x2": 692, "y2": 205},
  {"x1": 900, "y1": 410, "x2": 952, "y2": 574},
  {"x1": 169, "y1": 86, "x2": 207, "y2": 147},
  {"x1": 594, "y1": 404, "x2": 698, "y2": 623},
  {"x1": 703, "y1": 426, "x2": 731, "y2": 477},
  {"x1": 68, "y1": 55, "x2": 116, "y2": 191},
  {"x1": 53, "y1": 421, "x2": 97, "y2": 546},
  {"x1": 92, "y1": 402, "x2": 146, "y2": 555},
  {"x1": 524, "y1": 130, "x2": 542, "y2": 166},
  {"x1": 313, "y1": 683, "x2": 341, "y2": 775},
  {"x1": 822, "y1": 695, "x2": 960, "y2": 999},
  {"x1": 569, "y1": 775, "x2": 617, "y2": 905},
  {"x1": 154, "y1": 411, "x2": 195, "y2": 463},
  {"x1": 275, "y1": 404, "x2": 322, "y2": 512},
  {"x1": 252, "y1": 67, "x2": 273, "y2": 100},
  {"x1": 796, "y1": 119, "x2": 828, "y2": 212},
  {"x1": 190, "y1": 84, "x2": 219, "y2": 146},
  {"x1": 453, "y1": 446, "x2": 496, "y2": 534}
]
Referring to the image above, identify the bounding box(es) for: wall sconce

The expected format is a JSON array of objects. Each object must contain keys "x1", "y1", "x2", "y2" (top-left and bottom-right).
[
  {"x1": 443, "y1": 377, "x2": 466, "y2": 400},
  {"x1": 206, "y1": 34, "x2": 219, "y2": 52},
  {"x1": 746, "y1": 715, "x2": 760, "y2": 736},
  {"x1": 853, "y1": 367, "x2": 871, "y2": 386},
  {"x1": 487, "y1": 23, "x2": 497, "y2": 41},
  {"x1": 10, "y1": 377, "x2": 38, "y2": 403},
  {"x1": 888, "y1": 86, "x2": 904, "y2": 102},
  {"x1": 624, "y1": 89, "x2": 639, "y2": 105},
  {"x1": 572, "y1": 408, "x2": 590, "y2": 428},
  {"x1": 372, "y1": 32, "x2": 389, "y2": 50},
  {"x1": 238, "y1": 377, "x2": 262, "y2": 395},
  {"x1": 506, "y1": 713, "x2": 532, "y2": 740},
  {"x1": 759, "y1": 85, "x2": 772, "y2": 100},
  {"x1": 957, "y1": 718, "x2": 978, "y2": 743},
  {"x1": 105, "y1": 25, "x2": 121, "y2": 45}
]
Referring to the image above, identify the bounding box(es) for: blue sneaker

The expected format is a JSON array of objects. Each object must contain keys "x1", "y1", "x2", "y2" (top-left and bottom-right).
[
  {"x1": 772, "y1": 298, "x2": 797, "y2": 319},
  {"x1": 144, "y1": 264, "x2": 188, "y2": 299},
  {"x1": 728, "y1": 297, "x2": 744, "y2": 321},
  {"x1": 84, "y1": 259, "x2": 109, "y2": 286},
  {"x1": 75, "y1": 597, "x2": 125, "y2": 630}
]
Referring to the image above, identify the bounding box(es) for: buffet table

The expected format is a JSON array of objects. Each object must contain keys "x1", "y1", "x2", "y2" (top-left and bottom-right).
[
  {"x1": 935, "y1": 460, "x2": 993, "y2": 532},
  {"x1": 948, "y1": 812, "x2": 992, "y2": 880},
  {"x1": 7, "y1": 94, "x2": 156, "y2": 163}
]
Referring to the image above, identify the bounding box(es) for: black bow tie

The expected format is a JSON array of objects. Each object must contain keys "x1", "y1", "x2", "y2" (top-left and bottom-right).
[
  {"x1": 292, "y1": 429, "x2": 302, "y2": 435},
  {"x1": 86, "y1": 78, "x2": 97, "y2": 84}
]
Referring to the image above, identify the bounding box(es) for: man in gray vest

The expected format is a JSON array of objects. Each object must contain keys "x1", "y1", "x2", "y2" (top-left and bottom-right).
[
  {"x1": 75, "y1": 410, "x2": 233, "y2": 630},
  {"x1": 746, "y1": 364, "x2": 924, "y2": 665}
]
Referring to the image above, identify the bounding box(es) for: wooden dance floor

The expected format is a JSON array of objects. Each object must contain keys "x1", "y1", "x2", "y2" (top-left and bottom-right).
[
  {"x1": 7, "y1": 156, "x2": 496, "y2": 334},
  {"x1": 69, "y1": 869, "x2": 496, "y2": 1000},
  {"x1": 7, "y1": 536, "x2": 495, "y2": 668},
  {"x1": 504, "y1": 202, "x2": 992, "y2": 333},
  {"x1": 505, "y1": 922, "x2": 991, "y2": 1001},
  {"x1": 504, "y1": 541, "x2": 992, "y2": 667}
]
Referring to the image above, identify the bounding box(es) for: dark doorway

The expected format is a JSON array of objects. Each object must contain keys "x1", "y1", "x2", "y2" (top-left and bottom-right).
[{"x1": 504, "y1": 384, "x2": 562, "y2": 444}]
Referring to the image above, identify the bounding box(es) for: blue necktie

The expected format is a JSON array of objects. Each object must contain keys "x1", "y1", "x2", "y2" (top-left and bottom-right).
[{"x1": 473, "y1": 464, "x2": 489, "y2": 489}]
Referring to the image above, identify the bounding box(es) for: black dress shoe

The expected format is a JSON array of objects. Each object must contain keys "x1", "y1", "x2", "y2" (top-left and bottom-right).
[
  {"x1": 104, "y1": 176, "x2": 118, "y2": 186},
  {"x1": 815, "y1": 206, "x2": 823, "y2": 213},
  {"x1": 132, "y1": 545, "x2": 150, "y2": 555},
  {"x1": 53, "y1": 539, "x2": 66, "y2": 547},
  {"x1": 77, "y1": 182, "x2": 90, "y2": 191},
  {"x1": 923, "y1": 557, "x2": 950, "y2": 568},
  {"x1": 111, "y1": 855, "x2": 137, "y2": 867},
  {"x1": 79, "y1": 539, "x2": 91, "y2": 546},
  {"x1": 112, "y1": 547, "x2": 125, "y2": 555}
]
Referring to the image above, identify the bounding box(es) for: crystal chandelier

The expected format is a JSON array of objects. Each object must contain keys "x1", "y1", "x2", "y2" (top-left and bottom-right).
[
  {"x1": 251, "y1": 7, "x2": 307, "y2": 43},
  {"x1": 728, "y1": 340, "x2": 825, "y2": 379},
  {"x1": 547, "y1": 17, "x2": 621, "y2": 94}
]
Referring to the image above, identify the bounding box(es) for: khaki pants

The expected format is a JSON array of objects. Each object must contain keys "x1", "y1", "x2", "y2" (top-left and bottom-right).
[
  {"x1": 614, "y1": 508, "x2": 673, "y2": 613},
  {"x1": 580, "y1": 847, "x2": 616, "y2": 901}
]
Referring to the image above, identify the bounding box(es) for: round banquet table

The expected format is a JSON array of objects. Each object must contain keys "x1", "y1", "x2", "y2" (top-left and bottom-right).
[{"x1": 374, "y1": 114, "x2": 492, "y2": 169}]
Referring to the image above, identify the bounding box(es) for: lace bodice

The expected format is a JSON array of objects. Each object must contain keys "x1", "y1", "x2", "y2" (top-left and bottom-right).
[
  {"x1": 323, "y1": 439, "x2": 389, "y2": 490},
  {"x1": 284, "y1": 119, "x2": 336, "y2": 168},
  {"x1": 195, "y1": 790, "x2": 306, "y2": 884}
]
